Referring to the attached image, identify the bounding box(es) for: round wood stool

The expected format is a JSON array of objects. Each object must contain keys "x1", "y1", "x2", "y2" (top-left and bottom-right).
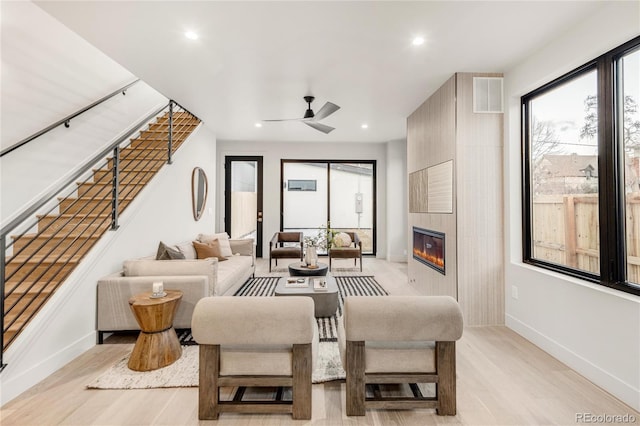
[{"x1": 128, "y1": 290, "x2": 183, "y2": 371}]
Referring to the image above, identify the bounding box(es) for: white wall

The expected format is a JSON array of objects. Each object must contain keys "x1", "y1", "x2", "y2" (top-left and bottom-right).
[
  {"x1": 504, "y1": 1, "x2": 640, "y2": 410},
  {"x1": 386, "y1": 139, "x2": 407, "y2": 262},
  {"x1": 0, "y1": 125, "x2": 217, "y2": 405},
  {"x1": 216, "y1": 140, "x2": 399, "y2": 259},
  {"x1": 0, "y1": 1, "x2": 138, "y2": 151}
]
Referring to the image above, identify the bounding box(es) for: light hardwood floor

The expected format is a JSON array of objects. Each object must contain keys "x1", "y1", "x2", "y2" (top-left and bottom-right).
[{"x1": 1, "y1": 258, "x2": 638, "y2": 425}]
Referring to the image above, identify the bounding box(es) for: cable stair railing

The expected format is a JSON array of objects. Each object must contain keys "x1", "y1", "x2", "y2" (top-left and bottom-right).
[{"x1": 0, "y1": 94, "x2": 201, "y2": 370}]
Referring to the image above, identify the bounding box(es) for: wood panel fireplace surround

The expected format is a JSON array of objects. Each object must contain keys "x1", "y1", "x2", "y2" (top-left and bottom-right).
[
  {"x1": 407, "y1": 72, "x2": 504, "y2": 326},
  {"x1": 413, "y1": 226, "x2": 445, "y2": 275}
]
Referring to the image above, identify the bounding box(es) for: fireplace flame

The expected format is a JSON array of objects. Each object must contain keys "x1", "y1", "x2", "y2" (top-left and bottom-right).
[{"x1": 413, "y1": 247, "x2": 444, "y2": 268}]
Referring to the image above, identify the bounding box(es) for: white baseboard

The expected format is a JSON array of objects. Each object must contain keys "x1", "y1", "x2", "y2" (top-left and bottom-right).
[
  {"x1": 1, "y1": 331, "x2": 95, "y2": 405},
  {"x1": 506, "y1": 314, "x2": 639, "y2": 411}
]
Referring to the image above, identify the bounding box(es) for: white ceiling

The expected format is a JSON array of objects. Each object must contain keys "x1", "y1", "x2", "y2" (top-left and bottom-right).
[{"x1": 36, "y1": 1, "x2": 605, "y2": 144}]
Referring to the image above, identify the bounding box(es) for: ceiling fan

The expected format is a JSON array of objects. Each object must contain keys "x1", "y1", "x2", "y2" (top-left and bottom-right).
[{"x1": 263, "y1": 96, "x2": 340, "y2": 134}]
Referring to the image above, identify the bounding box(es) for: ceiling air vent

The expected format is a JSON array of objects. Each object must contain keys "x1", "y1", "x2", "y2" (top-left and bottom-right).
[{"x1": 473, "y1": 77, "x2": 503, "y2": 113}]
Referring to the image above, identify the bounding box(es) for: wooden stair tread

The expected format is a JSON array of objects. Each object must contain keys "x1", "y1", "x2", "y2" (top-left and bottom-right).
[
  {"x1": 7, "y1": 250, "x2": 84, "y2": 262},
  {"x1": 92, "y1": 167, "x2": 160, "y2": 173},
  {"x1": 11, "y1": 233, "x2": 100, "y2": 241},
  {"x1": 58, "y1": 195, "x2": 136, "y2": 202},
  {"x1": 4, "y1": 281, "x2": 57, "y2": 294},
  {"x1": 37, "y1": 213, "x2": 111, "y2": 219},
  {"x1": 78, "y1": 181, "x2": 147, "y2": 187}
]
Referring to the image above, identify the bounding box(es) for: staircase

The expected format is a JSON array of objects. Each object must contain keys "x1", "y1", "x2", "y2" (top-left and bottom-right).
[{"x1": 2, "y1": 106, "x2": 201, "y2": 353}]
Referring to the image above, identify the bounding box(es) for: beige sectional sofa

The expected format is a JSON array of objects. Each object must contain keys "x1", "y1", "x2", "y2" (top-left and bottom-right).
[{"x1": 96, "y1": 235, "x2": 255, "y2": 343}]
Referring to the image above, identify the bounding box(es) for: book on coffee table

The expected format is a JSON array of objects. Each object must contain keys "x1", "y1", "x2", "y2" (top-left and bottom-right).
[
  {"x1": 313, "y1": 278, "x2": 328, "y2": 291},
  {"x1": 285, "y1": 277, "x2": 308, "y2": 288}
]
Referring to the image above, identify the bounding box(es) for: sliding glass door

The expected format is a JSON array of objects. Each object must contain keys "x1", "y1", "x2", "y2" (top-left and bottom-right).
[{"x1": 281, "y1": 160, "x2": 376, "y2": 254}]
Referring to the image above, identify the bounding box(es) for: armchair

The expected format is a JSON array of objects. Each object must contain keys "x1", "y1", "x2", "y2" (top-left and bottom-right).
[
  {"x1": 339, "y1": 296, "x2": 463, "y2": 416},
  {"x1": 328, "y1": 231, "x2": 362, "y2": 272},
  {"x1": 269, "y1": 231, "x2": 303, "y2": 272},
  {"x1": 192, "y1": 296, "x2": 318, "y2": 420}
]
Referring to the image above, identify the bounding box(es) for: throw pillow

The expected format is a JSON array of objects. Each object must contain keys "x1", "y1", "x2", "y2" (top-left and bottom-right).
[
  {"x1": 156, "y1": 241, "x2": 186, "y2": 260},
  {"x1": 333, "y1": 232, "x2": 353, "y2": 248},
  {"x1": 175, "y1": 241, "x2": 197, "y2": 259},
  {"x1": 193, "y1": 240, "x2": 228, "y2": 262},
  {"x1": 198, "y1": 232, "x2": 233, "y2": 257}
]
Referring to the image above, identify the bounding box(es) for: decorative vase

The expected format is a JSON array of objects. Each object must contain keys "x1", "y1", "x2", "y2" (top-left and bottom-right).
[{"x1": 305, "y1": 246, "x2": 318, "y2": 267}]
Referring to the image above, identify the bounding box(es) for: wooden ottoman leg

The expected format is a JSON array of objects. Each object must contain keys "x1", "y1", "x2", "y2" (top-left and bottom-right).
[
  {"x1": 292, "y1": 343, "x2": 312, "y2": 419},
  {"x1": 346, "y1": 341, "x2": 365, "y2": 416},
  {"x1": 436, "y1": 341, "x2": 456, "y2": 416},
  {"x1": 199, "y1": 344, "x2": 220, "y2": 420}
]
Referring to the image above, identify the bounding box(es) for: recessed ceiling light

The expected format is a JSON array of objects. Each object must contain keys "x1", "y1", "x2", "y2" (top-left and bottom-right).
[
  {"x1": 412, "y1": 36, "x2": 425, "y2": 46},
  {"x1": 185, "y1": 31, "x2": 198, "y2": 40},
  {"x1": 361, "y1": 124, "x2": 369, "y2": 129},
  {"x1": 255, "y1": 122, "x2": 263, "y2": 128}
]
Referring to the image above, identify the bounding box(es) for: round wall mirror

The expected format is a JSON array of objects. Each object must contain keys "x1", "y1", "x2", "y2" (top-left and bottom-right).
[{"x1": 191, "y1": 167, "x2": 208, "y2": 221}]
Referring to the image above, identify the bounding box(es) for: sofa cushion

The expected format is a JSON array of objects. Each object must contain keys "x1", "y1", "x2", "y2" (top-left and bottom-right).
[
  {"x1": 156, "y1": 241, "x2": 186, "y2": 260},
  {"x1": 123, "y1": 258, "x2": 218, "y2": 296},
  {"x1": 193, "y1": 240, "x2": 228, "y2": 262},
  {"x1": 216, "y1": 255, "x2": 253, "y2": 295},
  {"x1": 198, "y1": 232, "x2": 233, "y2": 257},
  {"x1": 229, "y1": 239, "x2": 254, "y2": 256},
  {"x1": 220, "y1": 324, "x2": 319, "y2": 376},
  {"x1": 364, "y1": 341, "x2": 435, "y2": 373},
  {"x1": 337, "y1": 315, "x2": 435, "y2": 373},
  {"x1": 175, "y1": 241, "x2": 197, "y2": 259}
]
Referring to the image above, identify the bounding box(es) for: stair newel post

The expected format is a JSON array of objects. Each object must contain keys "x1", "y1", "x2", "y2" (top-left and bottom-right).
[
  {"x1": 111, "y1": 146, "x2": 120, "y2": 231},
  {"x1": 167, "y1": 101, "x2": 174, "y2": 165},
  {"x1": 1, "y1": 234, "x2": 6, "y2": 370}
]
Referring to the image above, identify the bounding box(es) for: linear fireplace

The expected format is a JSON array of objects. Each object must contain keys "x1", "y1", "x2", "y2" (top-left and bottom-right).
[{"x1": 413, "y1": 227, "x2": 445, "y2": 275}]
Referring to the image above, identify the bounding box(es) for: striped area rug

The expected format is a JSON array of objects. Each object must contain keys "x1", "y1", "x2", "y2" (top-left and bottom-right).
[
  {"x1": 178, "y1": 275, "x2": 388, "y2": 344},
  {"x1": 235, "y1": 275, "x2": 388, "y2": 342}
]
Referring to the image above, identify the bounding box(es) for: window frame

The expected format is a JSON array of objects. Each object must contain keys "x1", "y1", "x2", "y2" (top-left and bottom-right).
[{"x1": 521, "y1": 35, "x2": 640, "y2": 296}]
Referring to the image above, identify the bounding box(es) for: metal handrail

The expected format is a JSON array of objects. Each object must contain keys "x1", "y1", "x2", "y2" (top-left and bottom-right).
[
  {"x1": 0, "y1": 104, "x2": 166, "y2": 237},
  {"x1": 0, "y1": 79, "x2": 141, "y2": 157},
  {"x1": 1, "y1": 99, "x2": 200, "y2": 369}
]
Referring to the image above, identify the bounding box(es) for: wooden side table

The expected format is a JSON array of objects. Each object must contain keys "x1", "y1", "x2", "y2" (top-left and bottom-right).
[{"x1": 128, "y1": 290, "x2": 183, "y2": 371}]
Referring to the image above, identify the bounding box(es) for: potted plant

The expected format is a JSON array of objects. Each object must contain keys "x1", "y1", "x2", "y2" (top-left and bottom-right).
[{"x1": 303, "y1": 224, "x2": 336, "y2": 266}]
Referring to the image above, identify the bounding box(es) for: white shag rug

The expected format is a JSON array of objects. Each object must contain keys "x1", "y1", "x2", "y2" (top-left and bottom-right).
[{"x1": 87, "y1": 342, "x2": 344, "y2": 389}]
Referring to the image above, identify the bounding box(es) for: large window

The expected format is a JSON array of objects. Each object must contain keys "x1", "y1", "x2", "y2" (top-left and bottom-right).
[
  {"x1": 281, "y1": 160, "x2": 376, "y2": 254},
  {"x1": 522, "y1": 36, "x2": 640, "y2": 295}
]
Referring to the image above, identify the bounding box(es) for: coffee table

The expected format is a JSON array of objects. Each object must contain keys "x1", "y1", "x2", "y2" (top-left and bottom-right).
[
  {"x1": 274, "y1": 274, "x2": 339, "y2": 317},
  {"x1": 128, "y1": 290, "x2": 183, "y2": 371},
  {"x1": 288, "y1": 262, "x2": 329, "y2": 277}
]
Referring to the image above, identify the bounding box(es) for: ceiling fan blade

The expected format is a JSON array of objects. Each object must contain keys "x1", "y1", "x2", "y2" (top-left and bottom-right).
[
  {"x1": 312, "y1": 102, "x2": 340, "y2": 121},
  {"x1": 304, "y1": 121, "x2": 335, "y2": 134}
]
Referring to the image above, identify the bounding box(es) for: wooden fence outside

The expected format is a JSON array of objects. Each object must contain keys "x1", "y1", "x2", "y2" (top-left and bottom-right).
[
  {"x1": 231, "y1": 191, "x2": 257, "y2": 239},
  {"x1": 533, "y1": 193, "x2": 640, "y2": 283}
]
